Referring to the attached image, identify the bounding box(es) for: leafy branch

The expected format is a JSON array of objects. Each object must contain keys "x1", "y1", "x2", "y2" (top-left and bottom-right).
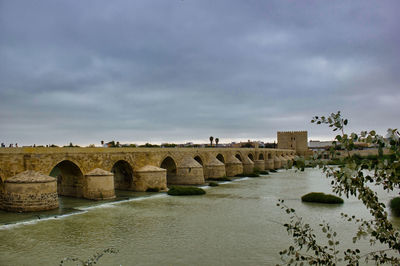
[{"x1": 278, "y1": 111, "x2": 400, "y2": 265}]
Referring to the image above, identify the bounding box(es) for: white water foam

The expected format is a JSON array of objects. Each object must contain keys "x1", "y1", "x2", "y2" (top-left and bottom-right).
[
  {"x1": 77, "y1": 193, "x2": 169, "y2": 210},
  {"x1": 0, "y1": 194, "x2": 170, "y2": 229},
  {"x1": 234, "y1": 177, "x2": 250, "y2": 181},
  {"x1": 212, "y1": 176, "x2": 251, "y2": 185},
  {"x1": 0, "y1": 210, "x2": 88, "y2": 230}
]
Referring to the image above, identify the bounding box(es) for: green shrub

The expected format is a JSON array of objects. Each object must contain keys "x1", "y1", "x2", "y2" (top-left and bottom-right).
[
  {"x1": 146, "y1": 187, "x2": 160, "y2": 192},
  {"x1": 209, "y1": 177, "x2": 231, "y2": 181},
  {"x1": 294, "y1": 160, "x2": 305, "y2": 171},
  {"x1": 248, "y1": 173, "x2": 260, "y2": 177},
  {"x1": 209, "y1": 182, "x2": 219, "y2": 187},
  {"x1": 390, "y1": 197, "x2": 400, "y2": 216},
  {"x1": 259, "y1": 170, "x2": 269, "y2": 175},
  {"x1": 167, "y1": 186, "x2": 206, "y2": 196},
  {"x1": 301, "y1": 192, "x2": 344, "y2": 204},
  {"x1": 235, "y1": 172, "x2": 261, "y2": 178},
  {"x1": 270, "y1": 169, "x2": 277, "y2": 173},
  {"x1": 327, "y1": 159, "x2": 343, "y2": 165}
]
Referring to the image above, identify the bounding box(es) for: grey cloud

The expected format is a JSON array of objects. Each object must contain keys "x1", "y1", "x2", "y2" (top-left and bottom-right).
[{"x1": 0, "y1": 0, "x2": 399, "y2": 146}]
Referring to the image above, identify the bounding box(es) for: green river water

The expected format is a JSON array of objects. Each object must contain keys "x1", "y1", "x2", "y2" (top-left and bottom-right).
[{"x1": 0, "y1": 168, "x2": 399, "y2": 265}]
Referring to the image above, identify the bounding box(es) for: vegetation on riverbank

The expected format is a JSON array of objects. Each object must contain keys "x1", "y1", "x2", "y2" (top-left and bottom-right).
[
  {"x1": 208, "y1": 182, "x2": 219, "y2": 187},
  {"x1": 209, "y1": 177, "x2": 231, "y2": 181},
  {"x1": 301, "y1": 192, "x2": 343, "y2": 204},
  {"x1": 235, "y1": 172, "x2": 260, "y2": 177},
  {"x1": 323, "y1": 154, "x2": 396, "y2": 167},
  {"x1": 167, "y1": 186, "x2": 206, "y2": 196},
  {"x1": 248, "y1": 172, "x2": 260, "y2": 177}
]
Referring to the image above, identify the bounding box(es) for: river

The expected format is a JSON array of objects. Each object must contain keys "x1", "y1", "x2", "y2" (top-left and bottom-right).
[{"x1": 0, "y1": 168, "x2": 399, "y2": 265}]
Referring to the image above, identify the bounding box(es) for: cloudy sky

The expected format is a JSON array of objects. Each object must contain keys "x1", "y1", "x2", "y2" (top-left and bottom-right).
[{"x1": 0, "y1": 0, "x2": 399, "y2": 146}]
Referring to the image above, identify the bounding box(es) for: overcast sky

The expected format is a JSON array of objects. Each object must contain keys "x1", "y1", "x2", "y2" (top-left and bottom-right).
[{"x1": 0, "y1": 0, "x2": 399, "y2": 146}]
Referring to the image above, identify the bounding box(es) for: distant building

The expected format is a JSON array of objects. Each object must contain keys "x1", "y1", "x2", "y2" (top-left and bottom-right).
[
  {"x1": 230, "y1": 140, "x2": 264, "y2": 148},
  {"x1": 277, "y1": 131, "x2": 312, "y2": 156},
  {"x1": 309, "y1": 140, "x2": 374, "y2": 152},
  {"x1": 309, "y1": 140, "x2": 334, "y2": 151},
  {"x1": 263, "y1": 142, "x2": 277, "y2": 148}
]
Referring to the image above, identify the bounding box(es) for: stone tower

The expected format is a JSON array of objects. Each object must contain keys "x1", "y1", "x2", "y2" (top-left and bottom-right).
[{"x1": 277, "y1": 131, "x2": 309, "y2": 155}]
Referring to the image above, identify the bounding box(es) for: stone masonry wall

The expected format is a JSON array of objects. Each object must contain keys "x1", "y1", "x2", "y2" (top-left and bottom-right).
[
  {"x1": 0, "y1": 147, "x2": 295, "y2": 195},
  {"x1": 2, "y1": 182, "x2": 58, "y2": 212},
  {"x1": 0, "y1": 147, "x2": 294, "y2": 179}
]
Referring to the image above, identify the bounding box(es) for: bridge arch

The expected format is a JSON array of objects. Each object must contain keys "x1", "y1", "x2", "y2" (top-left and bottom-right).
[
  {"x1": 49, "y1": 160, "x2": 84, "y2": 198},
  {"x1": 111, "y1": 160, "x2": 134, "y2": 190},
  {"x1": 160, "y1": 156, "x2": 177, "y2": 184},
  {"x1": 216, "y1": 153, "x2": 225, "y2": 163},
  {"x1": 235, "y1": 153, "x2": 242, "y2": 162},
  {"x1": 248, "y1": 153, "x2": 254, "y2": 161},
  {"x1": 258, "y1": 153, "x2": 264, "y2": 160},
  {"x1": 194, "y1": 155, "x2": 204, "y2": 166}
]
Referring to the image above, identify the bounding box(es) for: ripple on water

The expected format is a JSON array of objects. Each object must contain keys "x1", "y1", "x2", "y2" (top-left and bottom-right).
[{"x1": 1, "y1": 168, "x2": 397, "y2": 266}]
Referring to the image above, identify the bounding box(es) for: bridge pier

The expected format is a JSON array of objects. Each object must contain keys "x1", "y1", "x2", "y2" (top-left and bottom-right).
[
  {"x1": 204, "y1": 157, "x2": 226, "y2": 180},
  {"x1": 169, "y1": 156, "x2": 205, "y2": 185},
  {"x1": 225, "y1": 155, "x2": 243, "y2": 177},
  {"x1": 284, "y1": 155, "x2": 293, "y2": 168},
  {"x1": 265, "y1": 159, "x2": 274, "y2": 170},
  {"x1": 242, "y1": 156, "x2": 255, "y2": 175},
  {"x1": 265, "y1": 153, "x2": 274, "y2": 170},
  {"x1": 274, "y1": 156, "x2": 282, "y2": 169},
  {"x1": 1, "y1": 171, "x2": 58, "y2": 212},
  {"x1": 279, "y1": 154, "x2": 288, "y2": 168},
  {"x1": 254, "y1": 160, "x2": 265, "y2": 171},
  {"x1": 134, "y1": 165, "x2": 167, "y2": 191},
  {"x1": 83, "y1": 169, "x2": 116, "y2": 200}
]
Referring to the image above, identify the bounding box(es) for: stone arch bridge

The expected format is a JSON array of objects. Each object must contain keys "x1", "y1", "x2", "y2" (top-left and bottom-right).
[{"x1": 0, "y1": 147, "x2": 295, "y2": 210}]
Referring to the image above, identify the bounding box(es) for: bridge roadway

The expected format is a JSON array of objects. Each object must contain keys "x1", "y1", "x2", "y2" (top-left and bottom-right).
[{"x1": 0, "y1": 147, "x2": 295, "y2": 211}]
